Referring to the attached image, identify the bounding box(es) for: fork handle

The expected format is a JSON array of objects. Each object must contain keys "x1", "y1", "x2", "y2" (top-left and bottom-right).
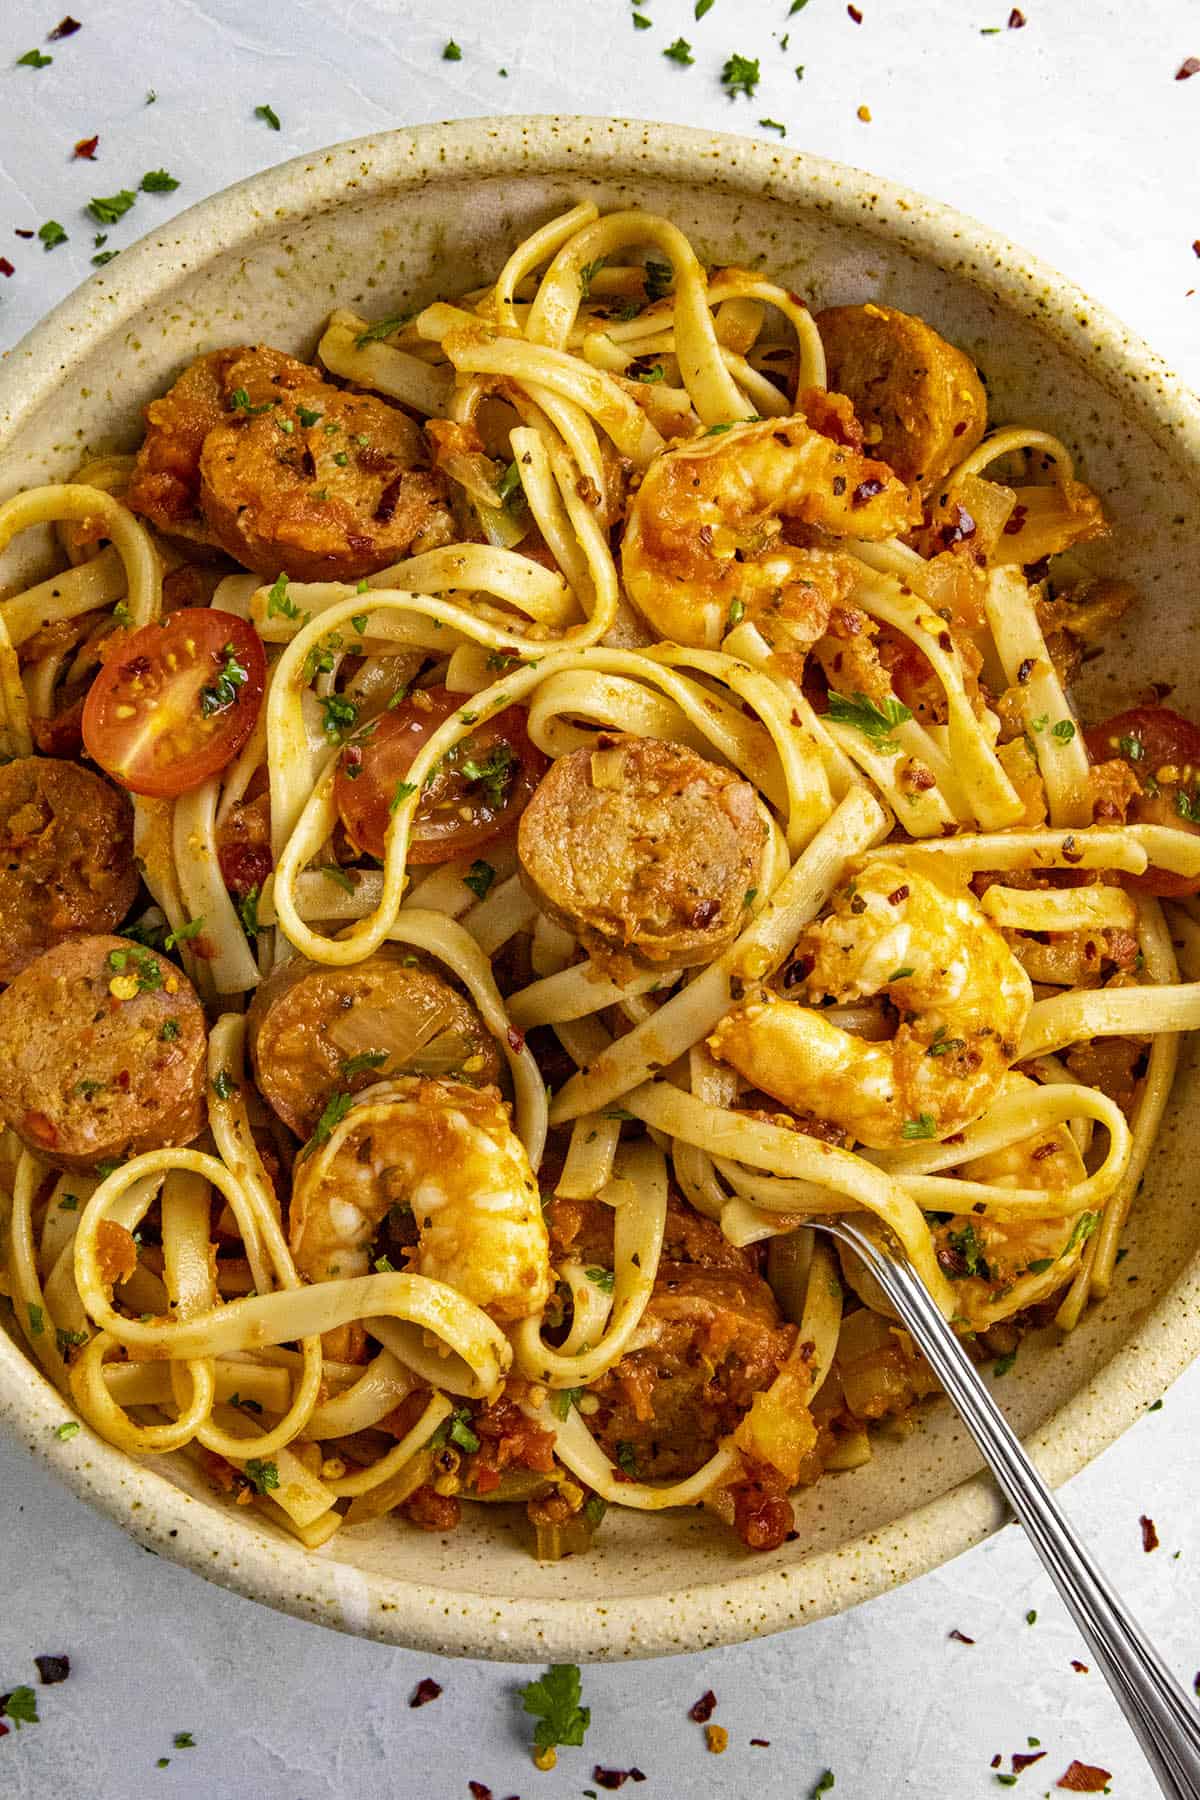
[{"x1": 849, "y1": 1227, "x2": 1200, "y2": 1798}]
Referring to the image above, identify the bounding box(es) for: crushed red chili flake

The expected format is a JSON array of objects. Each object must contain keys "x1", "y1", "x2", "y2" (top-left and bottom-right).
[
  {"x1": 33, "y1": 1655, "x2": 69, "y2": 1685},
  {"x1": 1139, "y1": 1513, "x2": 1160, "y2": 1552},
  {"x1": 0, "y1": 259, "x2": 12, "y2": 278},
  {"x1": 847, "y1": 3, "x2": 863, "y2": 17},
  {"x1": 73, "y1": 135, "x2": 99, "y2": 160},
  {"x1": 409, "y1": 1677, "x2": 442, "y2": 1707},
  {"x1": 14, "y1": 229, "x2": 34, "y2": 239},
  {"x1": 1013, "y1": 1750, "x2": 1047, "y2": 1773},
  {"x1": 750, "y1": 1739, "x2": 771, "y2": 1747},
  {"x1": 948, "y1": 1628, "x2": 975, "y2": 1644},
  {"x1": 1192, "y1": 241, "x2": 1200, "y2": 258},
  {"x1": 0, "y1": 1722, "x2": 7, "y2": 1738},
  {"x1": 689, "y1": 1690, "x2": 717, "y2": 1723},
  {"x1": 1177, "y1": 56, "x2": 1200, "y2": 79},
  {"x1": 593, "y1": 1768, "x2": 647, "y2": 1789},
  {"x1": 1007, "y1": 6, "x2": 1026, "y2": 24},
  {"x1": 467, "y1": 1784, "x2": 492, "y2": 1800},
  {"x1": 1070, "y1": 1660, "x2": 1089, "y2": 1673},
  {"x1": 990, "y1": 1753, "x2": 1002, "y2": 1768},
  {"x1": 1057, "y1": 1762, "x2": 1112, "y2": 1792},
  {"x1": 507, "y1": 1025, "x2": 526, "y2": 1054},
  {"x1": 48, "y1": 15, "x2": 83, "y2": 38}
]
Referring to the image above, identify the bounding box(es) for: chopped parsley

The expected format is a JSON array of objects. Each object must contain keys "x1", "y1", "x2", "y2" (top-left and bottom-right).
[
  {"x1": 303, "y1": 1090, "x2": 353, "y2": 1156},
  {"x1": 496, "y1": 460, "x2": 524, "y2": 506},
  {"x1": 373, "y1": 1253, "x2": 395, "y2": 1273},
  {"x1": 265, "y1": 573, "x2": 300, "y2": 620},
  {"x1": 890, "y1": 967, "x2": 915, "y2": 982},
  {"x1": 159, "y1": 1018, "x2": 181, "y2": 1043},
  {"x1": 1118, "y1": 733, "x2": 1144, "y2": 761},
  {"x1": 229, "y1": 386, "x2": 273, "y2": 417},
  {"x1": 319, "y1": 692, "x2": 359, "y2": 743},
  {"x1": 578, "y1": 257, "x2": 608, "y2": 301},
  {"x1": 354, "y1": 313, "x2": 410, "y2": 346},
  {"x1": 165, "y1": 916, "x2": 205, "y2": 950},
  {"x1": 27, "y1": 1304, "x2": 44, "y2": 1337},
  {"x1": 644, "y1": 259, "x2": 673, "y2": 303},
  {"x1": 664, "y1": 36, "x2": 695, "y2": 63},
  {"x1": 721, "y1": 52, "x2": 761, "y2": 97},
  {"x1": 112, "y1": 600, "x2": 132, "y2": 627},
  {"x1": 812, "y1": 1777, "x2": 835, "y2": 1799},
  {"x1": 140, "y1": 169, "x2": 180, "y2": 193},
  {"x1": 1025, "y1": 1608, "x2": 1037, "y2": 1625},
  {"x1": 519, "y1": 1664, "x2": 591, "y2": 1754},
  {"x1": 389, "y1": 778, "x2": 419, "y2": 814},
  {"x1": 1051, "y1": 718, "x2": 1077, "y2": 742},
  {"x1": 17, "y1": 49, "x2": 54, "y2": 68},
  {"x1": 238, "y1": 887, "x2": 260, "y2": 941},
  {"x1": 339, "y1": 1050, "x2": 389, "y2": 1078},
  {"x1": 944, "y1": 1222, "x2": 987, "y2": 1278},
  {"x1": 632, "y1": 11, "x2": 652, "y2": 27},
  {"x1": 463, "y1": 859, "x2": 495, "y2": 900},
  {"x1": 1063, "y1": 1211, "x2": 1099, "y2": 1257},
  {"x1": 900, "y1": 1113, "x2": 938, "y2": 1141},
  {"x1": 59, "y1": 1193, "x2": 80, "y2": 1212},
  {"x1": 56, "y1": 1328, "x2": 88, "y2": 1354},
  {"x1": 442, "y1": 39, "x2": 462, "y2": 60},
  {"x1": 255, "y1": 103, "x2": 281, "y2": 129},
  {"x1": 760, "y1": 117, "x2": 787, "y2": 136},
  {"x1": 200, "y1": 642, "x2": 249, "y2": 716},
  {"x1": 88, "y1": 190, "x2": 136, "y2": 225},
  {"x1": 585, "y1": 1266, "x2": 616, "y2": 1294},
  {"x1": 992, "y1": 1348, "x2": 1018, "y2": 1377},
  {"x1": 448, "y1": 1409, "x2": 480, "y2": 1453},
  {"x1": 727, "y1": 597, "x2": 746, "y2": 628},
  {"x1": 37, "y1": 220, "x2": 68, "y2": 249},
  {"x1": 826, "y1": 689, "x2": 913, "y2": 752},
  {"x1": 615, "y1": 1440, "x2": 639, "y2": 1478},
  {"x1": 241, "y1": 1459, "x2": 279, "y2": 1495},
  {"x1": 106, "y1": 944, "x2": 163, "y2": 992},
  {"x1": 551, "y1": 1387, "x2": 583, "y2": 1420},
  {"x1": 1177, "y1": 788, "x2": 1199, "y2": 824},
  {"x1": 295, "y1": 403, "x2": 322, "y2": 428},
  {"x1": 53, "y1": 1419, "x2": 81, "y2": 1440},
  {"x1": 173, "y1": 1732, "x2": 196, "y2": 1749},
  {"x1": 459, "y1": 743, "x2": 518, "y2": 809},
  {"x1": 2, "y1": 1686, "x2": 39, "y2": 1727},
  {"x1": 583, "y1": 1494, "x2": 607, "y2": 1527},
  {"x1": 695, "y1": 0, "x2": 715, "y2": 16},
  {"x1": 319, "y1": 864, "x2": 356, "y2": 894},
  {"x1": 211, "y1": 1070, "x2": 238, "y2": 1102}
]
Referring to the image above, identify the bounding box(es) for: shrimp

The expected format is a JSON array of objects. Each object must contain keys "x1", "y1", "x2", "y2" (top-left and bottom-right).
[
  {"x1": 708, "y1": 861, "x2": 1033, "y2": 1149},
  {"x1": 289, "y1": 1076, "x2": 551, "y2": 1323},
  {"x1": 620, "y1": 412, "x2": 919, "y2": 649}
]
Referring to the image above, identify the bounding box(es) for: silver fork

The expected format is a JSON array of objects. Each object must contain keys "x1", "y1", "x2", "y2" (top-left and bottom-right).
[{"x1": 818, "y1": 1213, "x2": 1200, "y2": 1799}]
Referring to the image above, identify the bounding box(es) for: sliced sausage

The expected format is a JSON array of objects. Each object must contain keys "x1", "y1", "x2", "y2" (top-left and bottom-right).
[
  {"x1": 127, "y1": 345, "x2": 458, "y2": 581},
  {"x1": 247, "y1": 950, "x2": 503, "y2": 1139},
  {"x1": 517, "y1": 734, "x2": 766, "y2": 971},
  {"x1": 816, "y1": 302, "x2": 988, "y2": 490},
  {"x1": 0, "y1": 758, "x2": 139, "y2": 983},
  {"x1": 0, "y1": 935, "x2": 206, "y2": 1171},
  {"x1": 548, "y1": 1195, "x2": 795, "y2": 1481}
]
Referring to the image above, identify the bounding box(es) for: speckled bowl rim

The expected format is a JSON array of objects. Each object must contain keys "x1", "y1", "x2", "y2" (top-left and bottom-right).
[{"x1": 3, "y1": 115, "x2": 1200, "y2": 1662}]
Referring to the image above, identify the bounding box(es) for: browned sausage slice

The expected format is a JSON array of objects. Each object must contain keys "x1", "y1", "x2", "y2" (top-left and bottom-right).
[
  {"x1": 517, "y1": 734, "x2": 766, "y2": 970},
  {"x1": 247, "y1": 951, "x2": 504, "y2": 1139},
  {"x1": 816, "y1": 303, "x2": 988, "y2": 490},
  {"x1": 0, "y1": 935, "x2": 206, "y2": 1171},
  {"x1": 0, "y1": 758, "x2": 139, "y2": 983},
  {"x1": 127, "y1": 345, "x2": 457, "y2": 581}
]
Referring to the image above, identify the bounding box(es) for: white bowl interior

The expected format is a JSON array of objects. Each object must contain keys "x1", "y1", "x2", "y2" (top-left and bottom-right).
[{"x1": 1, "y1": 118, "x2": 1199, "y2": 1659}]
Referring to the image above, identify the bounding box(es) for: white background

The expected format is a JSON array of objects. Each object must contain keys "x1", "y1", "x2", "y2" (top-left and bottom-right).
[{"x1": 1, "y1": 2, "x2": 1199, "y2": 1796}]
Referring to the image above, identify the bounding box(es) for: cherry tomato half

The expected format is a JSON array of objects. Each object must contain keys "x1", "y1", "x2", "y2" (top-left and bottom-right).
[
  {"x1": 334, "y1": 684, "x2": 547, "y2": 864},
  {"x1": 1084, "y1": 704, "x2": 1200, "y2": 896},
  {"x1": 82, "y1": 608, "x2": 266, "y2": 799}
]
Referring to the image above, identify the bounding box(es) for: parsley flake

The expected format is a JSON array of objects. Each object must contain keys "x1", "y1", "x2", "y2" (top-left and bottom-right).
[
  {"x1": 37, "y1": 220, "x2": 68, "y2": 249},
  {"x1": 721, "y1": 52, "x2": 761, "y2": 97},
  {"x1": 17, "y1": 49, "x2": 54, "y2": 69},
  {"x1": 519, "y1": 1664, "x2": 591, "y2": 1754},
  {"x1": 339, "y1": 1050, "x2": 389, "y2": 1078},
  {"x1": 140, "y1": 170, "x2": 180, "y2": 193},
  {"x1": 665, "y1": 37, "x2": 695, "y2": 63},
  {"x1": 900, "y1": 1113, "x2": 938, "y2": 1141},
  {"x1": 1051, "y1": 718, "x2": 1077, "y2": 742},
  {"x1": 760, "y1": 117, "x2": 787, "y2": 136},
  {"x1": 303, "y1": 1090, "x2": 353, "y2": 1156},
  {"x1": 2, "y1": 1687, "x2": 38, "y2": 1728},
  {"x1": 242, "y1": 1460, "x2": 279, "y2": 1495},
  {"x1": 53, "y1": 1419, "x2": 81, "y2": 1440},
  {"x1": 200, "y1": 642, "x2": 249, "y2": 716},
  {"x1": 585, "y1": 1266, "x2": 615, "y2": 1294},
  {"x1": 255, "y1": 103, "x2": 281, "y2": 130},
  {"x1": 88, "y1": 190, "x2": 136, "y2": 225},
  {"x1": 443, "y1": 39, "x2": 462, "y2": 60},
  {"x1": 463, "y1": 859, "x2": 495, "y2": 900},
  {"x1": 826, "y1": 688, "x2": 913, "y2": 752}
]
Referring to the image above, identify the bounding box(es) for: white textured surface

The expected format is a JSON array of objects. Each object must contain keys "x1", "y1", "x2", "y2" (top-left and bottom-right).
[{"x1": 0, "y1": 1, "x2": 1198, "y2": 1795}]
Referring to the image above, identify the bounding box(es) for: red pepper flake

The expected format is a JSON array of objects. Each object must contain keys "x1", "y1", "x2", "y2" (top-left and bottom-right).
[
  {"x1": 1139, "y1": 1513, "x2": 1160, "y2": 1552},
  {"x1": 468, "y1": 1784, "x2": 492, "y2": 1800},
  {"x1": 847, "y1": 3, "x2": 863, "y2": 18},
  {"x1": 851, "y1": 477, "x2": 886, "y2": 508},
  {"x1": 73, "y1": 135, "x2": 99, "y2": 160},
  {"x1": 593, "y1": 1768, "x2": 647, "y2": 1789},
  {"x1": 409, "y1": 1677, "x2": 442, "y2": 1707},
  {"x1": 34, "y1": 1655, "x2": 70, "y2": 1685},
  {"x1": 0, "y1": 1722, "x2": 7, "y2": 1738},
  {"x1": 948, "y1": 1628, "x2": 975, "y2": 1644},
  {"x1": 1192, "y1": 241, "x2": 1200, "y2": 257},
  {"x1": 1007, "y1": 6, "x2": 1026, "y2": 24},
  {"x1": 48, "y1": 15, "x2": 83, "y2": 38},
  {"x1": 14, "y1": 229, "x2": 34, "y2": 239},
  {"x1": 506, "y1": 1025, "x2": 526, "y2": 1055},
  {"x1": 750, "y1": 1739, "x2": 771, "y2": 1747},
  {"x1": 1070, "y1": 1659, "x2": 1089, "y2": 1673},
  {"x1": 1177, "y1": 57, "x2": 1200, "y2": 79},
  {"x1": 1057, "y1": 1763, "x2": 1112, "y2": 1792},
  {"x1": 1013, "y1": 1751, "x2": 1047, "y2": 1773},
  {"x1": 990, "y1": 1754, "x2": 1002, "y2": 1769},
  {"x1": 0, "y1": 258, "x2": 12, "y2": 278},
  {"x1": 689, "y1": 1690, "x2": 717, "y2": 1723}
]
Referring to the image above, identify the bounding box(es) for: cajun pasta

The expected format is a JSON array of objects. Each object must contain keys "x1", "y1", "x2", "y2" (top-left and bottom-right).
[{"x1": 1, "y1": 201, "x2": 1197, "y2": 1558}]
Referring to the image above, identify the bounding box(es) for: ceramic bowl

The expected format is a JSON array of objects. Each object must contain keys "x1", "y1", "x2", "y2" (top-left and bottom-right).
[{"x1": 2, "y1": 116, "x2": 1198, "y2": 1661}]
